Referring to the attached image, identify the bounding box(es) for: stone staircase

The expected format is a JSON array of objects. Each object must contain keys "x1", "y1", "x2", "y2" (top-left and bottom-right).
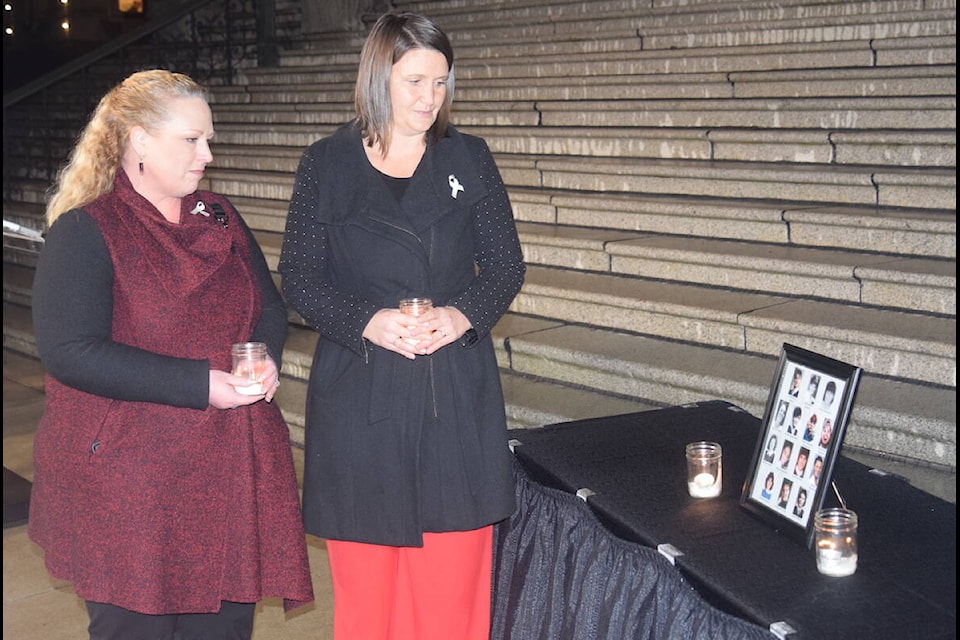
[{"x1": 2, "y1": 0, "x2": 956, "y2": 473}]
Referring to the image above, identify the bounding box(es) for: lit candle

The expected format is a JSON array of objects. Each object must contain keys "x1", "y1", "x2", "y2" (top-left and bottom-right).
[
  {"x1": 232, "y1": 342, "x2": 267, "y2": 396},
  {"x1": 816, "y1": 540, "x2": 857, "y2": 576},
  {"x1": 814, "y1": 509, "x2": 858, "y2": 576},
  {"x1": 688, "y1": 471, "x2": 721, "y2": 498},
  {"x1": 685, "y1": 441, "x2": 722, "y2": 498}
]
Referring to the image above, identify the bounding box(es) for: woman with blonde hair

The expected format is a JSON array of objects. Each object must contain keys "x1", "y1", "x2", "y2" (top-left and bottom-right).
[{"x1": 30, "y1": 69, "x2": 313, "y2": 639}]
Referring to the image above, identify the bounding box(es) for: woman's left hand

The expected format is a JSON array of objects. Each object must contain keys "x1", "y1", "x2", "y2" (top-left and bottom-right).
[
  {"x1": 419, "y1": 306, "x2": 471, "y2": 355},
  {"x1": 209, "y1": 356, "x2": 281, "y2": 409}
]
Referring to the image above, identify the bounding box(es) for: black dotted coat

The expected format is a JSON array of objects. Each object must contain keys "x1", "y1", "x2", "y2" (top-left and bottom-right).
[{"x1": 279, "y1": 123, "x2": 526, "y2": 546}]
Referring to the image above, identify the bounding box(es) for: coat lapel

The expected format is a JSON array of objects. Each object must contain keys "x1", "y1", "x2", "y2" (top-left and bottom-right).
[{"x1": 401, "y1": 127, "x2": 489, "y2": 234}]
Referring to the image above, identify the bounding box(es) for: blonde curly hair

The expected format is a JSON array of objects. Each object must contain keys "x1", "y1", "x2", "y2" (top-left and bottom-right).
[{"x1": 45, "y1": 69, "x2": 208, "y2": 226}]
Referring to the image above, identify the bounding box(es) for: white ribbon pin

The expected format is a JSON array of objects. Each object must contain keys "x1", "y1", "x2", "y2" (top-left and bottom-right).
[
  {"x1": 448, "y1": 174, "x2": 464, "y2": 199},
  {"x1": 190, "y1": 201, "x2": 209, "y2": 216}
]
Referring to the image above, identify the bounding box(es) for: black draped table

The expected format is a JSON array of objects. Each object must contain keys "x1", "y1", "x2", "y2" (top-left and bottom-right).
[{"x1": 492, "y1": 401, "x2": 956, "y2": 640}]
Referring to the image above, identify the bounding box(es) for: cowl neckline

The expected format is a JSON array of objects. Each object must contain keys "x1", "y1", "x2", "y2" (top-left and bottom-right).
[{"x1": 111, "y1": 170, "x2": 234, "y2": 298}]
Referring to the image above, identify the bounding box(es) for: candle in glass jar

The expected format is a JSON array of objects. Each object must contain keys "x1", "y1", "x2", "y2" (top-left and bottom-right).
[
  {"x1": 399, "y1": 297, "x2": 433, "y2": 317},
  {"x1": 232, "y1": 342, "x2": 268, "y2": 395},
  {"x1": 685, "y1": 441, "x2": 722, "y2": 498},
  {"x1": 814, "y1": 508, "x2": 858, "y2": 577},
  {"x1": 398, "y1": 298, "x2": 433, "y2": 346}
]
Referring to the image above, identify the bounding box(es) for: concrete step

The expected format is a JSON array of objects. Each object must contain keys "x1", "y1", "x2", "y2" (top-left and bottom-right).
[
  {"x1": 259, "y1": 35, "x2": 956, "y2": 82},
  {"x1": 451, "y1": 35, "x2": 956, "y2": 71},
  {"x1": 278, "y1": 22, "x2": 953, "y2": 70},
  {"x1": 535, "y1": 96, "x2": 957, "y2": 131},
  {"x1": 208, "y1": 95, "x2": 957, "y2": 131},
  {"x1": 217, "y1": 63, "x2": 957, "y2": 104},
  {"x1": 403, "y1": 0, "x2": 951, "y2": 32},
  {"x1": 451, "y1": 65, "x2": 956, "y2": 102},
  {"x1": 199, "y1": 149, "x2": 957, "y2": 216},
  {"x1": 204, "y1": 120, "x2": 956, "y2": 167},
  {"x1": 466, "y1": 125, "x2": 956, "y2": 168},
  {"x1": 211, "y1": 103, "x2": 356, "y2": 125},
  {"x1": 509, "y1": 188, "x2": 956, "y2": 259},
  {"x1": 2, "y1": 264, "x2": 35, "y2": 308},
  {"x1": 523, "y1": 155, "x2": 956, "y2": 211},
  {"x1": 414, "y1": 1, "x2": 955, "y2": 51},
  {"x1": 274, "y1": 34, "x2": 954, "y2": 73},
  {"x1": 2, "y1": 302, "x2": 38, "y2": 360},
  {"x1": 515, "y1": 265, "x2": 956, "y2": 387},
  {"x1": 208, "y1": 96, "x2": 957, "y2": 131},
  {"x1": 10, "y1": 214, "x2": 951, "y2": 319},
  {"x1": 515, "y1": 222, "x2": 956, "y2": 315}
]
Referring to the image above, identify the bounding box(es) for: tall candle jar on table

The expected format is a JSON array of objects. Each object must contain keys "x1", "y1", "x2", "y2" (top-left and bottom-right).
[{"x1": 815, "y1": 508, "x2": 858, "y2": 576}]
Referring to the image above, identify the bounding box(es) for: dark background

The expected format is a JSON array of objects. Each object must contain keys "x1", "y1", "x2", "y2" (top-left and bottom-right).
[{"x1": 3, "y1": 0, "x2": 148, "y2": 92}]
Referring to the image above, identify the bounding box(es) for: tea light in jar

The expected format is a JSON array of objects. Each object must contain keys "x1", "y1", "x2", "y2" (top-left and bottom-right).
[
  {"x1": 816, "y1": 540, "x2": 858, "y2": 576},
  {"x1": 688, "y1": 471, "x2": 721, "y2": 498},
  {"x1": 232, "y1": 342, "x2": 268, "y2": 395},
  {"x1": 814, "y1": 509, "x2": 858, "y2": 577},
  {"x1": 685, "y1": 441, "x2": 722, "y2": 498},
  {"x1": 398, "y1": 298, "x2": 433, "y2": 346}
]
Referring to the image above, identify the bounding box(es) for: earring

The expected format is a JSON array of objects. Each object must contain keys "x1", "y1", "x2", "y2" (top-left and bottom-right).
[{"x1": 138, "y1": 158, "x2": 144, "y2": 175}]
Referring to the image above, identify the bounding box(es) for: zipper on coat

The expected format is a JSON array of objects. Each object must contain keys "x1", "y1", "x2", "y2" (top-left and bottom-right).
[
  {"x1": 427, "y1": 226, "x2": 438, "y2": 418},
  {"x1": 370, "y1": 216, "x2": 423, "y2": 244},
  {"x1": 429, "y1": 358, "x2": 438, "y2": 418}
]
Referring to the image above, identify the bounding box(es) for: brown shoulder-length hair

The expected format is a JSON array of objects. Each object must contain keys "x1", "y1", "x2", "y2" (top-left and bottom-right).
[{"x1": 354, "y1": 11, "x2": 455, "y2": 155}]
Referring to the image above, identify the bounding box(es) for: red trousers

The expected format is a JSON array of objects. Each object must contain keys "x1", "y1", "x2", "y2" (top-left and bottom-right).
[{"x1": 325, "y1": 526, "x2": 493, "y2": 640}]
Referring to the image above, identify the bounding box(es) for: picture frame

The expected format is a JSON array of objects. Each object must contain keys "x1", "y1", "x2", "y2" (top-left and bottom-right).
[{"x1": 739, "y1": 343, "x2": 862, "y2": 548}]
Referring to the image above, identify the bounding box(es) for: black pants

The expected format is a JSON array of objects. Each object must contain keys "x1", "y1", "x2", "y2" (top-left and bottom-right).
[{"x1": 85, "y1": 600, "x2": 255, "y2": 640}]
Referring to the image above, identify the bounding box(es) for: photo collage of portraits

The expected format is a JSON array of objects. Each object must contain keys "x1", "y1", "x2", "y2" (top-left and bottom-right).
[{"x1": 749, "y1": 364, "x2": 847, "y2": 528}]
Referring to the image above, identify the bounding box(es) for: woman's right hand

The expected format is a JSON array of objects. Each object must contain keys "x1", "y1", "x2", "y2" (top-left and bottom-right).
[{"x1": 363, "y1": 308, "x2": 432, "y2": 360}]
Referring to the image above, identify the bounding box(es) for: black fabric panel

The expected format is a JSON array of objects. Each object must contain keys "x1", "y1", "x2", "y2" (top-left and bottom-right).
[{"x1": 492, "y1": 459, "x2": 772, "y2": 640}]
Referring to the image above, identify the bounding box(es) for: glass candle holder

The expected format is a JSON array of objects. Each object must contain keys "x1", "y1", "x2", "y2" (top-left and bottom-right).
[
  {"x1": 399, "y1": 297, "x2": 433, "y2": 317},
  {"x1": 399, "y1": 298, "x2": 433, "y2": 348},
  {"x1": 231, "y1": 342, "x2": 268, "y2": 395},
  {"x1": 686, "y1": 441, "x2": 722, "y2": 498},
  {"x1": 815, "y1": 508, "x2": 858, "y2": 577}
]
